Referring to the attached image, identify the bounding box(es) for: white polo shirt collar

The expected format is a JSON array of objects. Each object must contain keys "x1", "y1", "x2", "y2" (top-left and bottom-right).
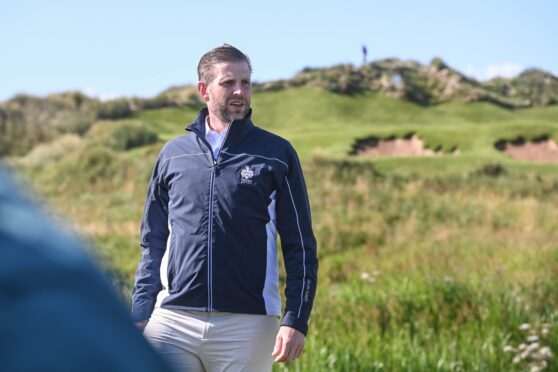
[{"x1": 205, "y1": 116, "x2": 229, "y2": 160}]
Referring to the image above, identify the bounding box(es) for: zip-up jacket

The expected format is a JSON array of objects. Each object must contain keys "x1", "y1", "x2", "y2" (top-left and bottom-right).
[{"x1": 131, "y1": 108, "x2": 318, "y2": 335}]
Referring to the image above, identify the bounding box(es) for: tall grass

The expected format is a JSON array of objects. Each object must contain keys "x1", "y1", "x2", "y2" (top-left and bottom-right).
[{"x1": 278, "y1": 159, "x2": 558, "y2": 371}]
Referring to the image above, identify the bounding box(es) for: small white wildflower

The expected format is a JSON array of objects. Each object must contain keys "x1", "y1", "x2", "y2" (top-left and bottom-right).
[
  {"x1": 503, "y1": 345, "x2": 514, "y2": 353},
  {"x1": 519, "y1": 323, "x2": 530, "y2": 331},
  {"x1": 372, "y1": 270, "x2": 381, "y2": 276},
  {"x1": 360, "y1": 272, "x2": 374, "y2": 283},
  {"x1": 518, "y1": 343, "x2": 527, "y2": 351},
  {"x1": 326, "y1": 354, "x2": 336, "y2": 367},
  {"x1": 527, "y1": 342, "x2": 539, "y2": 352},
  {"x1": 530, "y1": 365, "x2": 542, "y2": 372},
  {"x1": 512, "y1": 355, "x2": 522, "y2": 364},
  {"x1": 527, "y1": 335, "x2": 539, "y2": 343},
  {"x1": 520, "y1": 350, "x2": 531, "y2": 360},
  {"x1": 541, "y1": 328, "x2": 549, "y2": 336},
  {"x1": 539, "y1": 346, "x2": 552, "y2": 359},
  {"x1": 542, "y1": 323, "x2": 550, "y2": 329},
  {"x1": 532, "y1": 350, "x2": 546, "y2": 361}
]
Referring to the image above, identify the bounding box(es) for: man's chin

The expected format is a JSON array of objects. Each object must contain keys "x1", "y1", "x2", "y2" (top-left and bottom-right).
[
  {"x1": 228, "y1": 110, "x2": 249, "y2": 121},
  {"x1": 217, "y1": 106, "x2": 250, "y2": 123}
]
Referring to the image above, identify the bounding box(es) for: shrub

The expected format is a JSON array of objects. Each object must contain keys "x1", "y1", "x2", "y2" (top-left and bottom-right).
[
  {"x1": 475, "y1": 164, "x2": 507, "y2": 177},
  {"x1": 98, "y1": 99, "x2": 132, "y2": 120},
  {"x1": 111, "y1": 123, "x2": 158, "y2": 151},
  {"x1": 76, "y1": 146, "x2": 119, "y2": 183},
  {"x1": 18, "y1": 134, "x2": 83, "y2": 167}
]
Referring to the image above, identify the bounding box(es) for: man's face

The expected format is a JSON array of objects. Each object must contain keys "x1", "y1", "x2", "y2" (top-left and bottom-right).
[{"x1": 199, "y1": 61, "x2": 252, "y2": 123}]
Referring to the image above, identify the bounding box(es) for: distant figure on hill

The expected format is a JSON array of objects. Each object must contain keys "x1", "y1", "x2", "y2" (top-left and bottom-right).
[
  {"x1": 0, "y1": 166, "x2": 172, "y2": 372},
  {"x1": 131, "y1": 44, "x2": 318, "y2": 371},
  {"x1": 362, "y1": 44, "x2": 368, "y2": 66}
]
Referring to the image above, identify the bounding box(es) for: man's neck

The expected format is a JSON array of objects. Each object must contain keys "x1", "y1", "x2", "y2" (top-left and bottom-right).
[{"x1": 207, "y1": 113, "x2": 230, "y2": 133}]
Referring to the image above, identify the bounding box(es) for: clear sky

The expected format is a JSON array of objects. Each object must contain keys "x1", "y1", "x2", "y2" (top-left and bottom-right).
[{"x1": 1, "y1": 0, "x2": 556, "y2": 101}]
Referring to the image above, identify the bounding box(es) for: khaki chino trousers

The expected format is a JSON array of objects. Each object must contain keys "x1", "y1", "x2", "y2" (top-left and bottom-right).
[{"x1": 144, "y1": 307, "x2": 280, "y2": 372}]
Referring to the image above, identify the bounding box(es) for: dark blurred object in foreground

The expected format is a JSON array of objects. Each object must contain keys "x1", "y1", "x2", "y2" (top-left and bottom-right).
[{"x1": 0, "y1": 165, "x2": 172, "y2": 372}]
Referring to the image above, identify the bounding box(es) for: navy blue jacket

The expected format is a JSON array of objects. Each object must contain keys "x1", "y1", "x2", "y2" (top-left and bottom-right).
[{"x1": 132, "y1": 108, "x2": 318, "y2": 335}]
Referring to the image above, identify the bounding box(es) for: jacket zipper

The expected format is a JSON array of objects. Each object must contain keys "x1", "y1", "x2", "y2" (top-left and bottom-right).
[
  {"x1": 203, "y1": 121, "x2": 234, "y2": 312},
  {"x1": 207, "y1": 158, "x2": 216, "y2": 311}
]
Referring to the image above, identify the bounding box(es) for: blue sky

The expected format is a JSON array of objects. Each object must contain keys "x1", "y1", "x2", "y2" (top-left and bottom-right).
[{"x1": 1, "y1": 0, "x2": 556, "y2": 101}]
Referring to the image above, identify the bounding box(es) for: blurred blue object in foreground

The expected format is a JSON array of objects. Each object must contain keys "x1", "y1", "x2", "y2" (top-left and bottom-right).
[{"x1": 0, "y1": 166, "x2": 173, "y2": 372}]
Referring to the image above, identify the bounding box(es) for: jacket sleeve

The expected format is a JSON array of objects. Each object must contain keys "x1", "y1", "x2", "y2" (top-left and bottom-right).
[
  {"x1": 131, "y1": 152, "x2": 170, "y2": 322},
  {"x1": 275, "y1": 144, "x2": 318, "y2": 336}
]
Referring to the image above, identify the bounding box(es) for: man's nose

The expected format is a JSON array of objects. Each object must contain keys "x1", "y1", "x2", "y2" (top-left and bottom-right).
[{"x1": 232, "y1": 84, "x2": 246, "y2": 95}]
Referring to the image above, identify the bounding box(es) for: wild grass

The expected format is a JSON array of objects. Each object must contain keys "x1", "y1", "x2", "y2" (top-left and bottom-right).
[{"x1": 277, "y1": 159, "x2": 558, "y2": 371}]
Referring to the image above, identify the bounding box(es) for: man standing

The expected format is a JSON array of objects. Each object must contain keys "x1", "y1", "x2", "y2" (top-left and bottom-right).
[{"x1": 131, "y1": 44, "x2": 318, "y2": 371}]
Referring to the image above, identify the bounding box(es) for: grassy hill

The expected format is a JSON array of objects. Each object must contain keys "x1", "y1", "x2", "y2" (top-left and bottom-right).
[
  {"x1": 3, "y1": 57, "x2": 557, "y2": 158},
  {"x1": 135, "y1": 87, "x2": 558, "y2": 175},
  {"x1": 9, "y1": 86, "x2": 558, "y2": 371}
]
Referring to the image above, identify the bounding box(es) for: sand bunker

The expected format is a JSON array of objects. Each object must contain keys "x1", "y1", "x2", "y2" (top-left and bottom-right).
[
  {"x1": 496, "y1": 138, "x2": 558, "y2": 163},
  {"x1": 352, "y1": 134, "x2": 452, "y2": 157}
]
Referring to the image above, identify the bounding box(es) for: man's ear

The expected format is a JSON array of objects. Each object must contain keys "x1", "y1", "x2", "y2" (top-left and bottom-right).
[{"x1": 197, "y1": 81, "x2": 209, "y2": 102}]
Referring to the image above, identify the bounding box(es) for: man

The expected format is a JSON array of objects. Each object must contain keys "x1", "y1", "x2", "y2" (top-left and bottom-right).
[{"x1": 131, "y1": 44, "x2": 318, "y2": 371}]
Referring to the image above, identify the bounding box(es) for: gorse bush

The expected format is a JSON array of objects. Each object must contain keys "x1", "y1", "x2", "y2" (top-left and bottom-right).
[
  {"x1": 18, "y1": 134, "x2": 83, "y2": 167},
  {"x1": 0, "y1": 92, "x2": 99, "y2": 156},
  {"x1": 76, "y1": 146, "x2": 120, "y2": 183},
  {"x1": 111, "y1": 123, "x2": 158, "y2": 150},
  {"x1": 83, "y1": 120, "x2": 159, "y2": 151},
  {"x1": 98, "y1": 99, "x2": 133, "y2": 120},
  {"x1": 0, "y1": 88, "x2": 197, "y2": 157}
]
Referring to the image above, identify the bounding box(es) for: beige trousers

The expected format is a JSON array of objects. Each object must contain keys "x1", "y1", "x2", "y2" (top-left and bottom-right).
[{"x1": 144, "y1": 307, "x2": 280, "y2": 372}]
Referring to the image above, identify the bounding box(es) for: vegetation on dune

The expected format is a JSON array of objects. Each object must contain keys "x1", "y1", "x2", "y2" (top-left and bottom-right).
[
  {"x1": 2, "y1": 58, "x2": 557, "y2": 158},
  {"x1": 255, "y1": 58, "x2": 556, "y2": 109},
  {"x1": 486, "y1": 69, "x2": 558, "y2": 106},
  {"x1": 0, "y1": 92, "x2": 98, "y2": 156},
  {"x1": 0, "y1": 87, "x2": 202, "y2": 157}
]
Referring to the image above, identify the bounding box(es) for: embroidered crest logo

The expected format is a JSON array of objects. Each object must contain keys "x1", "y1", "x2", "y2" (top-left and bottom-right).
[{"x1": 240, "y1": 166, "x2": 254, "y2": 184}]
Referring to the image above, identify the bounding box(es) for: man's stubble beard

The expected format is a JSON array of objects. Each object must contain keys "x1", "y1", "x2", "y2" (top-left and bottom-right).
[{"x1": 216, "y1": 99, "x2": 250, "y2": 124}]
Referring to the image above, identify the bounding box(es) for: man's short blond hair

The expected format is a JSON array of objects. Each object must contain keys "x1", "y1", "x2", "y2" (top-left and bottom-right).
[{"x1": 197, "y1": 44, "x2": 252, "y2": 84}]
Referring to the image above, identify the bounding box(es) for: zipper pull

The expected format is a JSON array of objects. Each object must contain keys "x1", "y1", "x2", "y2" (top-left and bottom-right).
[{"x1": 213, "y1": 159, "x2": 217, "y2": 167}]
